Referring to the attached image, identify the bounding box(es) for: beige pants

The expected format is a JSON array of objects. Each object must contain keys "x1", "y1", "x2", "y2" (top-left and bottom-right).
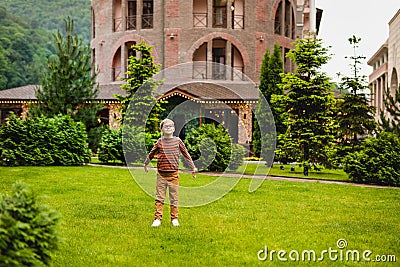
[{"x1": 154, "y1": 171, "x2": 179, "y2": 220}]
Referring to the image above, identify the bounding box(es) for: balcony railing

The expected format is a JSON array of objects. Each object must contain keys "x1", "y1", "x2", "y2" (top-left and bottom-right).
[
  {"x1": 126, "y1": 15, "x2": 137, "y2": 30},
  {"x1": 232, "y1": 15, "x2": 244, "y2": 29},
  {"x1": 212, "y1": 64, "x2": 226, "y2": 80},
  {"x1": 112, "y1": 67, "x2": 122, "y2": 81},
  {"x1": 232, "y1": 66, "x2": 244, "y2": 81},
  {"x1": 192, "y1": 62, "x2": 245, "y2": 81},
  {"x1": 142, "y1": 14, "x2": 153, "y2": 29},
  {"x1": 114, "y1": 17, "x2": 123, "y2": 32},
  {"x1": 192, "y1": 62, "x2": 207, "y2": 79},
  {"x1": 193, "y1": 12, "x2": 207, "y2": 28}
]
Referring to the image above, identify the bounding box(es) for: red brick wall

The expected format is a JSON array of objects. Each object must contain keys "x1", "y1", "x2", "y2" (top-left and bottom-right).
[
  {"x1": 256, "y1": 0, "x2": 267, "y2": 21},
  {"x1": 164, "y1": 29, "x2": 180, "y2": 67},
  {"x1": 166, "y1": 0, "x2": 179, "y2": 17}
]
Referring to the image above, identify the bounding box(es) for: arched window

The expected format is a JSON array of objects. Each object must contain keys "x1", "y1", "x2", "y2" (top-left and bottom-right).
[
  {"x1": 391, "y1": 68, "x2": 399, "y2": 93},
  {"x1": 274, "y1": 1, "x2": 283, "y2": 35},
  {"x1": 112, "y1": 47, "x2": 122, "y2": 81},
  {"x1": 274, "y1": 0, "x2": 295, "y2": 38},
  {"x1": 192, "y1": 39, "x2": 245, "y2": 80}
]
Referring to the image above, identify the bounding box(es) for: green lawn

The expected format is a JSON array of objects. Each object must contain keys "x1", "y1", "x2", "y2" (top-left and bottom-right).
[
  {"x1": 234, "y1": 162, "x2": 349, "y2": 181},
  {"x1": 92, "y1": 157, "x2": 350, "y2": 182},
  {"x1": 2, "y1": 166, "x2": 398, "y2": 266}
]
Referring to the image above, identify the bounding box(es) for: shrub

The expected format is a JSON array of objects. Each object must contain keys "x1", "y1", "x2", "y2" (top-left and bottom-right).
[
  {"x1": 0, "y1": 114, "x2": 91, "y2": 166},
  {"x1": 343, "y1": 132, "x2": 400, "y2": 186},
  {"x1": 98, "y1": 125, "x2": 151, "y2": 164},
  {"x1": 184, "y1": 124, "x2": 244, "y2": 171},
  {"x1": 97, "y1": 126, "x2": 123, "y2": 163},
  {"x1": 0, "y1": 182, "x2": 60, "y2": 266},
  {"x1": 228, "y1": 144, "x2": 246, "y2": 170}
]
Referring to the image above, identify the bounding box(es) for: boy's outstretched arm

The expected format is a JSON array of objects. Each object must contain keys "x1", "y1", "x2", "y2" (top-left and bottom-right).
[{"x1": 192, "y1": 167, "x2": 198, "y2": 178}]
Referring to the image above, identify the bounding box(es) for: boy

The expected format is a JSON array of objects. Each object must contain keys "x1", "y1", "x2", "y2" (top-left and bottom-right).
[{"x1": 144, "y1": 119, "x2": 197, "y2": 227}]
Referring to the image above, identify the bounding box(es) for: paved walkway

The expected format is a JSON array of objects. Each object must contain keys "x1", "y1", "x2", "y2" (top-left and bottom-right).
[{"x1": 87, "y1": 164, "x2": 397, "y2": 189}]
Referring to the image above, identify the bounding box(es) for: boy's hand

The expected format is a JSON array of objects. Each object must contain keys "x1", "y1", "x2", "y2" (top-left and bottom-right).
[{"x1": 192, "y1": 168, "x2": 198, "y2": 179}]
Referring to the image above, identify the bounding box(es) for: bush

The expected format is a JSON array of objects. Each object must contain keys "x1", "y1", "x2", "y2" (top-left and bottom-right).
[
  {"x1": 98, "y1": 125, "x2": 152, "y2": 164},
  {"x1": 228, "y1": 144, "x2": 246, "y2": 170},
  {"x1": 97, "y1": 126, "x2": 123, "y2": 163},
  {"x1": 343, "y1": 132, "x2": 400, "y2": 186},
  {"x1": 0, "y1": 114, "x2": 91, "y2": 166},
  {"x1": 184, "y1": 124, "x2": 244, "y2": 171},
  {"x1": 0, "y1": 182, "x2": 60, "y2": 266}
]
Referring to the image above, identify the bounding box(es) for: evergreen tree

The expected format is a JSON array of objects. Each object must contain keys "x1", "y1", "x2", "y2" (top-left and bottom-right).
[
  {"x1": 115, "y1": 42, "x2": 164, "y2": 163},
  {"x1": 277, "y1": 35, "x2": 336, "y2": 175},
  {"x1": 337, "y1": 36, "x2": 376, "y2": 151},
  {"x1": 253, "y1": 44, "x2": 284, "y2": 157},
  {"x1": 31, "y1": 17, "x2": 101, "y2": 150},
  {"x1": 115, "y1": 41, "x2": 162, "y2": 128},
  {"x1": 380, "y1": 85, "x2": 400, "y2": 135}
]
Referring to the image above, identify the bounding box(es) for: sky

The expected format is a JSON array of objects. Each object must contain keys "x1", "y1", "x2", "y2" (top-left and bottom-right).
[{"x1": 316, "y1": 0, "x2": 400, "y2": 82}]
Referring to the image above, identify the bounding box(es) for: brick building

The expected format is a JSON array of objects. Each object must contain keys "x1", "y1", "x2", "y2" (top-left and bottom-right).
[
  {"x1": 91, "y1": 0, "x2": 320, "y2": 83},
  {"x1": 0, "y1": 0, "x2": 322, "y2": 145},
  {"x1": 89, "y1": 0, "x2": 321, "y2": 144}
]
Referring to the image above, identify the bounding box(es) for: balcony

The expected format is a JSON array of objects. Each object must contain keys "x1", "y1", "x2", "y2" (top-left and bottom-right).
[
  {"x1": 192, "y1": 62, "x2": 245, "y2": 81},
  {"x1": 114, "y1": 17, "x2": 123, "y2": 32},
  {"x1": 142, "y1": 14, "x2": 153, "y2": 29},
  {"x1": 232, "y1": 66, "x2": 244, "y2": 81},
  {"x1": 126, "y1": 16, "x2": 137, "y2": 30},
  {"x1": 232, "y1": 15, "x2": 244, "y2": 29},
  {"x1": 192, "y1": 62, "x2": 207, "y2": 79},
  {"x1": 112, "y1": 67, "x2": 122, "y2": 81},
  {"x1": 193, "y1": 13, "x2": 207, "y2": 28}
]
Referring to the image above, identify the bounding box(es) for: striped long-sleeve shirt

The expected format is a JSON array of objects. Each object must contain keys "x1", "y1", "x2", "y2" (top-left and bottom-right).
[{"x1": 144, "y1": 137, "x2": 196, "y2": 172}]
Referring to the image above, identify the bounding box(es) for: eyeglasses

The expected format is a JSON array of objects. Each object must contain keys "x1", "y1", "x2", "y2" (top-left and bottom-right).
[{"x1": 163, "y1": 125, "x2": 174, "y2": 129}]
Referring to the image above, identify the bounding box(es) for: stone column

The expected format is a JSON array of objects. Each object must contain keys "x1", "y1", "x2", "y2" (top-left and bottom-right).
[
  {"x1": 121, "y1": 44, "x2": 127, "y2": 79},
  {"x1": 207, "y1": 0, "x2": 213, "y2": 28},
  {"x1": 226, "y1": 41, "x2": 232, "y2": 80},
  {"x1": 227, "y1": 0, "x2": 232, "y2": 29},
  {"x1": 207, "y1": 40, "x2": 213, "y2": 79},
  {"x1": 137, "y1": 0, "x2": 143, "y2": 30},
  {"x1": 122, "y1": 0, "x2": 126, "y2": 31}
]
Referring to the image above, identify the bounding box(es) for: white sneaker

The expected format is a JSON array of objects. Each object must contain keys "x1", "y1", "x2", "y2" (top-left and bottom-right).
[
  {"x1": 171, "y1": 219, "x2": 180, "y2": 227},
  {"x1": 151, "y1": 219, "x2": 161, "y2": 227}
]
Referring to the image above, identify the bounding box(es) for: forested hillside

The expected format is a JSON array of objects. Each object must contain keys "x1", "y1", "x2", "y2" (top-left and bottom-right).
[
  {"x1": 0, "y1": 0, "x2": 92, "y2": 90},
  {"x1": 1, "y1": 0, "x2": 91, "y2": 44}
]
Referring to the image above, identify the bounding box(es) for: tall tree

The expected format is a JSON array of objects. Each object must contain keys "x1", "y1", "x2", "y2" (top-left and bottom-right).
[
  {"x1": 337, "y1": 36, "x2": 376, "y2": 151},
  {"x1": 115, "y1": 41, "x2": 162, "y2": 127},
  {"x1": 31, "y1": 17, "x2": 100, "y2": 149},
  {"x1": 277, "y1": 35, "x2": 336, "y2": 175},
  {"x1": 253, "y1": 44, "x2": 284, "y2": 157},
  {"x1": 380, "y1": 85, "x2": 400, "y2": 135}
]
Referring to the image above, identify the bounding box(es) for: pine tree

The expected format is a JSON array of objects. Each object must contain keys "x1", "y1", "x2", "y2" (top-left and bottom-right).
[
  {"x1": 337, "y1": 36, "x2": 376, "y2": 151},
  {"x1": 115, "y1": 41, "x2": 163, "y2": 129},
  {"x1": 277, "y1": 35, "x2": 336, "y2": 175},
  {"x1": 31, "y1": 16, "x2": 101, "y2": 150},
  {"x1": 115, "y1": 42, "x2": 164, "y2": 163},
  {"x1": 253, "y1": 44, "x2": 284, "y2": 157},
  {"x1": 380, "y1": 85, "x2": 400, "y2": 135}
]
